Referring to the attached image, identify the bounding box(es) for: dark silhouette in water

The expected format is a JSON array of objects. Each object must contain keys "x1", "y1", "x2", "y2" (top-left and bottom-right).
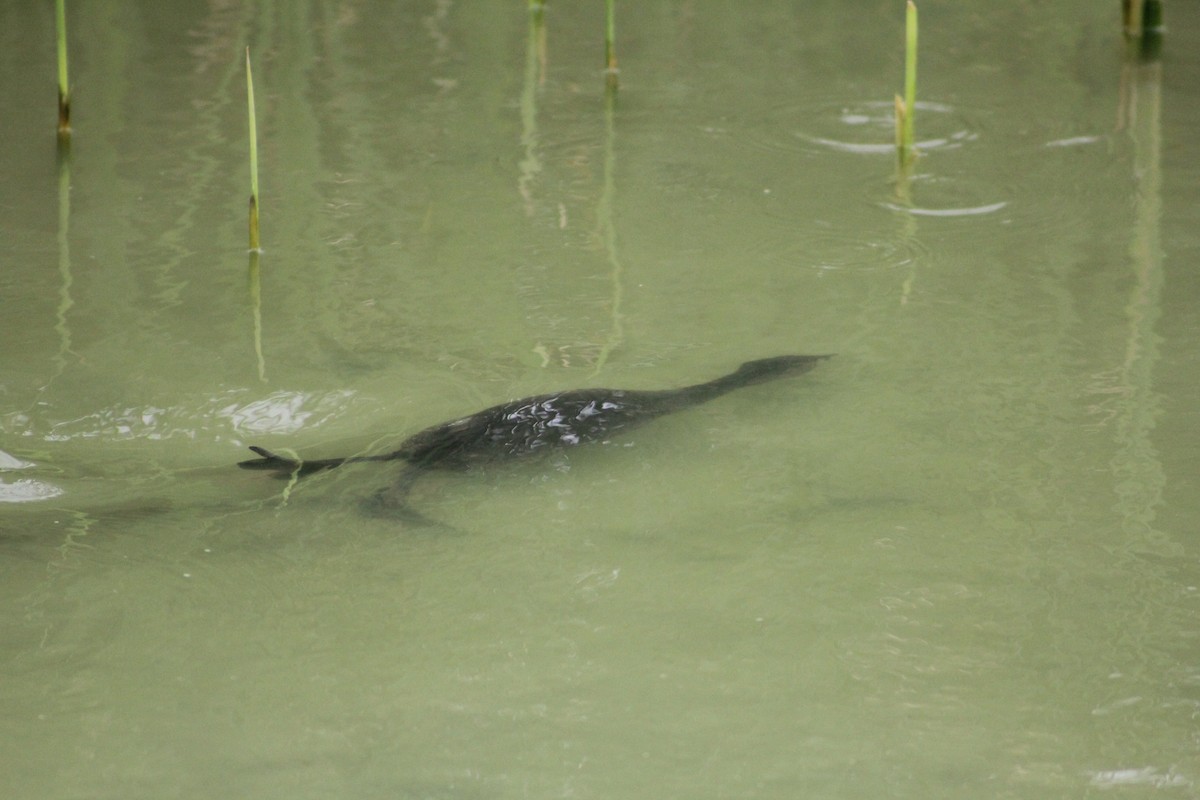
[{"x1": 238, "y1": 354, "x2": 831, "y2": 519}]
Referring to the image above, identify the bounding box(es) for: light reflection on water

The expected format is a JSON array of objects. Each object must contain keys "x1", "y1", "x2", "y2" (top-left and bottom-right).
[
  {"x1": 6, "y1": 390, "x2": 359, "y2": 444},
  {"x1": 881, "y1": 200, "x2": 1009, "y2": 217},
  {"x1": 0, "y1": 477, "x2": 64, "y2": 503}
]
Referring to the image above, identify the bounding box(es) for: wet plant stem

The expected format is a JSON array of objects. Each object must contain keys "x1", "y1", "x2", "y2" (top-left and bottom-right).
[
  {"x1": 605, "y1": 0, "x2": 618, "y2": 89},
  {"x1": 246, "y1": 47, "x2": 261, "y2": 252},
  {"x1": 896, "y1": 0, "x2": 918, "y2": 167},
  {"x1": 55, "y1": 0, "x2": 70, "y2": 136},
  {"x1": 904, "y1": 0, "x2": 917, "y2": 148}
]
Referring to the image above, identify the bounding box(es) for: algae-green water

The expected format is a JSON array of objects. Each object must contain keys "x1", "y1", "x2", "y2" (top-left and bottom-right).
[{"x1": 2, "y1": 3, "x2": 1199, "y2": 798}]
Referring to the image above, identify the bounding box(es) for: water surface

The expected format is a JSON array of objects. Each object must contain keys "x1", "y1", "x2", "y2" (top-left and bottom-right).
[{"x1": 2, "y1": 2, "x2": 1198, "y2": 798}]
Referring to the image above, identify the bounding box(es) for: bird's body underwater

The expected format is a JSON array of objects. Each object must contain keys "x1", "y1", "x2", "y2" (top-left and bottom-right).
[{"x1": 238, "y1": 354, "x2": 831, "y2": 519}]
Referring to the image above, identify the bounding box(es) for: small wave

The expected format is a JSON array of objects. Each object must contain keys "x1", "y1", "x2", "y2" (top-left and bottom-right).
[
  {"x1": 751, "y1": 212, "x2": 930, "y2": 273},
  {"x1": 1087, "y1": 766, "x2": 1191, "y2": 789},
  {"x1": 17, "y1": 389, "x2": 360, "y2": 443},
  {"x1": 882, "y1": 200, "x2": 1008, "y2": 218},
  {"x1": 0, "y1": 478, "x2": 64, "y2": 504},
  {"x1": 750, "y1": 99, "x2": 980, "y2": 158}
]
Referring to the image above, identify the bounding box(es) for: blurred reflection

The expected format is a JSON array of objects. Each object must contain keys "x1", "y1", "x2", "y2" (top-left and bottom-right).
[{"x1": 10, "y1": 390, "x2": 358, "y2": 442}]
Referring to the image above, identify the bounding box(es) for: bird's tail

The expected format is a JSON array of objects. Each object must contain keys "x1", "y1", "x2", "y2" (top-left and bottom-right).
[{"x1": 237, "y1": 445, "x2": 388, "y2": 478}]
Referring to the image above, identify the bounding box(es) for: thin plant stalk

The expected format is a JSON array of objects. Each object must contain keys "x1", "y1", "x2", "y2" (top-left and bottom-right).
[
  {"x1": 605, "y1": 0, "x2": 618, "y2": 89},
  {"x1": 1135, "y1": 0, "x2": 1164, "y2": 60},
  {"x1": 903, "y1": 0, "x2": 917, "y2": 151},
  {"x1": 1122, "y1": 0, "x2": 1144, "y2": 36},
  {"x1": 56, "y1": 0, "x2": 70, "y2": 136},
  {"x1": 246, "y1": 47, "x2": 261, "y2": 252},
  {"x1": 896, "y1": 0, "x2": 918, "y2": 167},
  {"x1": 893, "y1": 2, "x2": 920, "y2": 295},
  {"x1": 1141, "y1": 0, "x2": 1164, "y2": 34},
  {"x1": 55, "y1": 130, "x2": 76, "y2": 375},
  {"x1": 249, "y1": 250, "x2": 266, "y2": 382}
]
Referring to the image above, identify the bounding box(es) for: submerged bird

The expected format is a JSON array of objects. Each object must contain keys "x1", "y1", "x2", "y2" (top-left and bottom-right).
[{"x1": 238, "y1": 354, "x2": 831, "y2": 518}]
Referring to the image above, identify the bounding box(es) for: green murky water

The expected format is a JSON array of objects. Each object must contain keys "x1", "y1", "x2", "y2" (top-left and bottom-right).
[{"x1": 2, "y1": 2, "x2": 1198, "y2": 798}]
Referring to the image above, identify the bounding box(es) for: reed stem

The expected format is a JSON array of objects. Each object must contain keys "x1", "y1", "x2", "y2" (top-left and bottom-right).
[
  {"x1": 246, "y1": 47, "x2": 261, "y2": 252},
  {"x1": 895, "y1": 0, "x2": 918, "y2": 167},
  {"x1": 55, "y1": 0, "x2": 70, "y2": 136},
  {"x1": 903, "y1": 0, "x2": 917, "y2": 150},
  {"x1": 1135, "y1": 0, "x2": 1164, "y2": 60},
  {"x1": 605, "y1": 0, "x2": 618, "y2": 89}
]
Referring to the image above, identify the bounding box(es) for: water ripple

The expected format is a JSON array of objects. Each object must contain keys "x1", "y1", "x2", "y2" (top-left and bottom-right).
[
  {"x1": 752, "y1": 217, "x2": 930, "y2": 273},
  {"x1": 8, "y1": 389, "x2": 360, "y2": 444},
  {"x1": 751, "y1": 99, "x2": 980, "y2": 157},
  {"x1": 0, "y1": 478, "x2": 64, "y2": 504},
  {"x1": 0, "y1": 449, "x2": 63, "y2": 503},
  {"x1": 882, "y1": 200, "x2": 1008, "y2": 218}
]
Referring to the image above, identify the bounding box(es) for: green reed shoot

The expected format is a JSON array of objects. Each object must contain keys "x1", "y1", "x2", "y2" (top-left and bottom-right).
[
  {"x1": 1122, "y1": 0, "x2": 1164, "y2": 37},
  {"x1": 896, "y1": 0, "x2": 918, "y2": 167},
  {"x1": 605, "y1": 0, "x2": 618, "y2": 89},
  {"x1": 55, "y1": 0, "x2": 70, "y2": 136},
  {"x1": 1141, "y1": 0, "x2": 1164, "y2": 33},
  {"x1": 1130, "y1": 0, "x2": 1164, "y2": 59},
  {"x1": 246, "y1": 47, "x2": 261, "y2": 252},
  {"x1": 904, "y1": 1, "x2": 918, "y2": 147}
]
